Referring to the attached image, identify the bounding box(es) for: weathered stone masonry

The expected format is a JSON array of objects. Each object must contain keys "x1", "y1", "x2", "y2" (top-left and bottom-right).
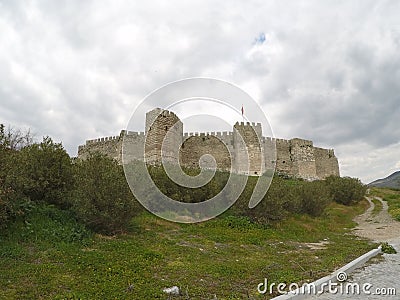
[{"x1": 78, "y1": 108, "x2": 340, "y2": 180}]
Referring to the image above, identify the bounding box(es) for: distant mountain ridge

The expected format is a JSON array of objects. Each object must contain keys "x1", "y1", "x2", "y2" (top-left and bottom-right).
[{"x1": 369, "y1": 171, "x2": 400, "y2": 189}]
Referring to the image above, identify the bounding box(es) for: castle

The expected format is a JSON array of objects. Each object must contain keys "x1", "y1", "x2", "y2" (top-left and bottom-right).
[{"x1": 77, "y1": 108, "x2": 340, "y2": 180}]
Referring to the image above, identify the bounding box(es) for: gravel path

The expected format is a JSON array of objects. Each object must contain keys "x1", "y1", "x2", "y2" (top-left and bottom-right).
[
  {"x1": 306, "y1": 196, "x2": 400, "y2": 299},
  {"x1": 353, "y1": 196, "x2": 400, "y2": 242}
]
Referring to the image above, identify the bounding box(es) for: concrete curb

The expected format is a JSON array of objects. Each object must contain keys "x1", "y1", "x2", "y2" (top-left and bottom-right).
[{"x1": 270, "y1": 245, "x2": 382, "y2": 299}]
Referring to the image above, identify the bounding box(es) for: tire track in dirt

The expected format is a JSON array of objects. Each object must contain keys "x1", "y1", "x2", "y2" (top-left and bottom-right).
[{"x1": 353, "y1": 196, "x2": 400, "y2": 242}]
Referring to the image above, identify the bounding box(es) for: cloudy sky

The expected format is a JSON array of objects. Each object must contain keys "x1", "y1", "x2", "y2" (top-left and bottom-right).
[{"x1": 1, "y1": 0, "x2": 399, "y2": 183}]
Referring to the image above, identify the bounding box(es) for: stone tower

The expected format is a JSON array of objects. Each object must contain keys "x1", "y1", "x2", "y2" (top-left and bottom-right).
[
  {"x1": 233, "y1": 122, "x2": 264, "y2": 175},
  {"x1": 144, "y1": 108, "x2": 183, "y2": 164}
]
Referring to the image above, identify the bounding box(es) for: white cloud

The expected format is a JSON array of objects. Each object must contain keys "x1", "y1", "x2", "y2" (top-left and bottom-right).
[{"x1": 0, "y1": 0, "x2": 399, "y2": 183}]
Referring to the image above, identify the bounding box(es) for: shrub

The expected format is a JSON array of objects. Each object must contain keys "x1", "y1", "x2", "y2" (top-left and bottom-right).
[
  {"x1": 0, "y1": 125, "x2": 33, "y2": 228},
  {"x1": 381, "y1": 242, "x2": 397, "y2": 254},
  {"x1": 0, "y1": 185, "x2": 11, "y2": 228},
  {"x1": 325, "y1": 176, "x2": 367, "y2": 205},
  {"x1": 13, "y1": 137, "x2": 74, "y2": 208},
  {"x1": 231, "y1": 176, "x2": 333, "y2": 223},
  {"x1": 297, "y1": 180, "x2": 332, "y2": 217},
  {"x1": 147, "y1": 163, "x2": 228, "y2": 204},
  {"x1": 232, "y1": 176, "x2": 294, "y2": 223},
  {"x1": 71, "y1": 153, "x2": 142, "y2": 235},
  {"x1": 0, "y1": 180, "x2": 33, "y2": 229},
  {"x1": 220, "y1": 215, "x2": 264, "y2": 231}
]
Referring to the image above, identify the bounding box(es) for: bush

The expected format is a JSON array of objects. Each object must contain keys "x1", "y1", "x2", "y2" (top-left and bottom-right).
[
  {"x1": 0, "y1": 125, "x2": 33, "y2": 228},
  {"x1": 0, "y1": 184, "x2": 31, "y2": 229},
  {"x1": 232, "y1": 176, "x2": 294, "y2": 223},
  {"x1": 231, "y1": 176, "x2": 333, "y2": 223},
  {"x1": 147, "y1": 164, "x2": 228, "y2": 204},
  {"x1": 297, "y1": 180, "x2": 332, "y2": 217},
  {"x1": 0, "y1": 185, "x2": 11, "y2": 228},
  {"x1": 2, "y1": 136, "x2": 73, "y2": 209},
  {"x1": 10, "y1": 137, "x2": 75, "y2": 208},
  {"x1": 381, "y1": 242, "x2": 397, "y2": 254},
  {"x1": 325, "y1": 176, "x2": 367, "y2": 205},
  {"x1": 71, "y1": 153, "x2": 142, "y2": 235}
]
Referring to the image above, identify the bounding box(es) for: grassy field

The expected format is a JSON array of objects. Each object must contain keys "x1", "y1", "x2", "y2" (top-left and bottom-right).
[
  {"x1": 0, "y1": 198, "x2": 376, "y2": 299},
  {"x1": 370, "y1": 188, "x2": 400, "y2": 221}
]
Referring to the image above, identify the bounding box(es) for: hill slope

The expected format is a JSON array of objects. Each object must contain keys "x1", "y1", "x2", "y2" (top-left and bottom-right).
[{"x1": 369, "y1": 171, "x2": 400, "y2": 189}]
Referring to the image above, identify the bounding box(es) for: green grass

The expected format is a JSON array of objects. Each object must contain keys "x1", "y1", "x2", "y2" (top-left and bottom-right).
[
  {"x1": 371, "y1": 198, "x2": 383, "y2": 216},
  {"x1": 0, "y1": 200, "x2": 375, "y2": 299},
  {"x1": 371, "y1": 188, "x2": 400, "y2": 221}
]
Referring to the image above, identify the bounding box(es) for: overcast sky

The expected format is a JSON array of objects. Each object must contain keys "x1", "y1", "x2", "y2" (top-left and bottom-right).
[{"x1": 1, "y1": 0, "x2": 399, "y2": 183}]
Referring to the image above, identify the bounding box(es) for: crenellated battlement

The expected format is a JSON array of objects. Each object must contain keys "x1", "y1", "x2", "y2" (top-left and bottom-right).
[
  {"x1": 183, "y1": 131, "x2": 234, "y2": 137},
  {"x1": 85, "y1": 135, "x2": 120, "y2": 145},
  {"x1": 120, "y1": 130, "x2": 145, "y2": 137},
  {"x1": 83, "y1": 131, "x2": 146, "y2": 146},
  {"x1": 275, "y1": 138, "x2": 290, "y2": 144},
  {"x1": 77, "y1": 108, "x2": 339, "y2": 179},
  {"x1": 234, "y1": 121, "x2": 262, "y2": 127}
]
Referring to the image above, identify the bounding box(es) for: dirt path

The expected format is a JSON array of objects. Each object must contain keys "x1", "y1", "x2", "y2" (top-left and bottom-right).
[
  {"x1": 308, "y1": 197, "x2": 400, "y2": 299},
  {"x1": 353, "y1": 196, "x2": 400, "y2": 242}
]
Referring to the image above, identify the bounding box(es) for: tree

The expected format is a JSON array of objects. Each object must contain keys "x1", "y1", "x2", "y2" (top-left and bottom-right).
[
  {"x1": 0, "y1": 124, "x2": 33, "y2": 150},
  {"x1": 71, "y1": 153, "x2": 142, "y2": 235},
  {"x1": 0, "y1": 124, "x2": 33, "y2": 228},
  {"x1": 298, "y1": 180, "x2": 332, "y2": 216},
  {"x1": 14, "y1": 137, "x2": 74, "y2": 208}
]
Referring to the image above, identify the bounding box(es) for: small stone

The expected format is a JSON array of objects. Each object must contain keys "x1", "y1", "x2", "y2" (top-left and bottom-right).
[
  {"x1": 163, "y1": 286, "x2": 180, "y2": 295},
  {"x1": 126, "y1": 284, "x2": 134, "y2": 292}
]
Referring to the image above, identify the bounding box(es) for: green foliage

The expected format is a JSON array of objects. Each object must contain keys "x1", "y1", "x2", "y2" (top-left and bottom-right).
[
  {"x1": 14, "y1": 137, "x2": 74, "y2": 208},
  {"x1": 232, "y1": 176, "x2": 332, "y2": 223},
  {"x1": 381, "y1": 191, "x2": 400, "y2": 221},
  {"x1": 0, "y1": 185, "x2": 12, "y2": 228},
  {"x1": 148, "y1": 163, "x2": 229, "y2": 204},
  {"x1": 220, "y1": 215, "x2": 266, "y2": 231},
  {"x1": 390, "y1": 208, "x2": 400, "y2": 221},
  {"x1": 0, "y1": 183, "x2": 32, "y2": 229},
  {"x1": 0, "y1": 124, "x2": 33, "y2": 228},
  {"x1": 71, "y1": 153, "x2": 142, "y2": 235},
  {"x1": 144, "y1": 163, "x2": 335, "y2": 223},
  {"x1": 1, "y1": 203, "x2": 91, "y2": 246},
  {"x1": 325, "y1": 176, "x2": 367, "y2": 205},
  {"x1": 297, "y1": 180, "x2": 333, "y2": 217},
  {"x1": 381, "y1": 242, "x2": 397, "y2": 254},
  {"x1": 1, "y1": 124, "x2": 143, "y2": 234},
  {"x1": 239, "y1": 176, "x2": 293, "y2": 222}
]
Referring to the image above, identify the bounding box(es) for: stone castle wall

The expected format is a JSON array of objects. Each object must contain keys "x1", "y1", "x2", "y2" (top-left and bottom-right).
[
  {"x1": 77, "y1": 108, "x2": 340, "y2": 180},
  {"x1": 180, "y1": 134, "x2": 232, "y2": 171}
]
